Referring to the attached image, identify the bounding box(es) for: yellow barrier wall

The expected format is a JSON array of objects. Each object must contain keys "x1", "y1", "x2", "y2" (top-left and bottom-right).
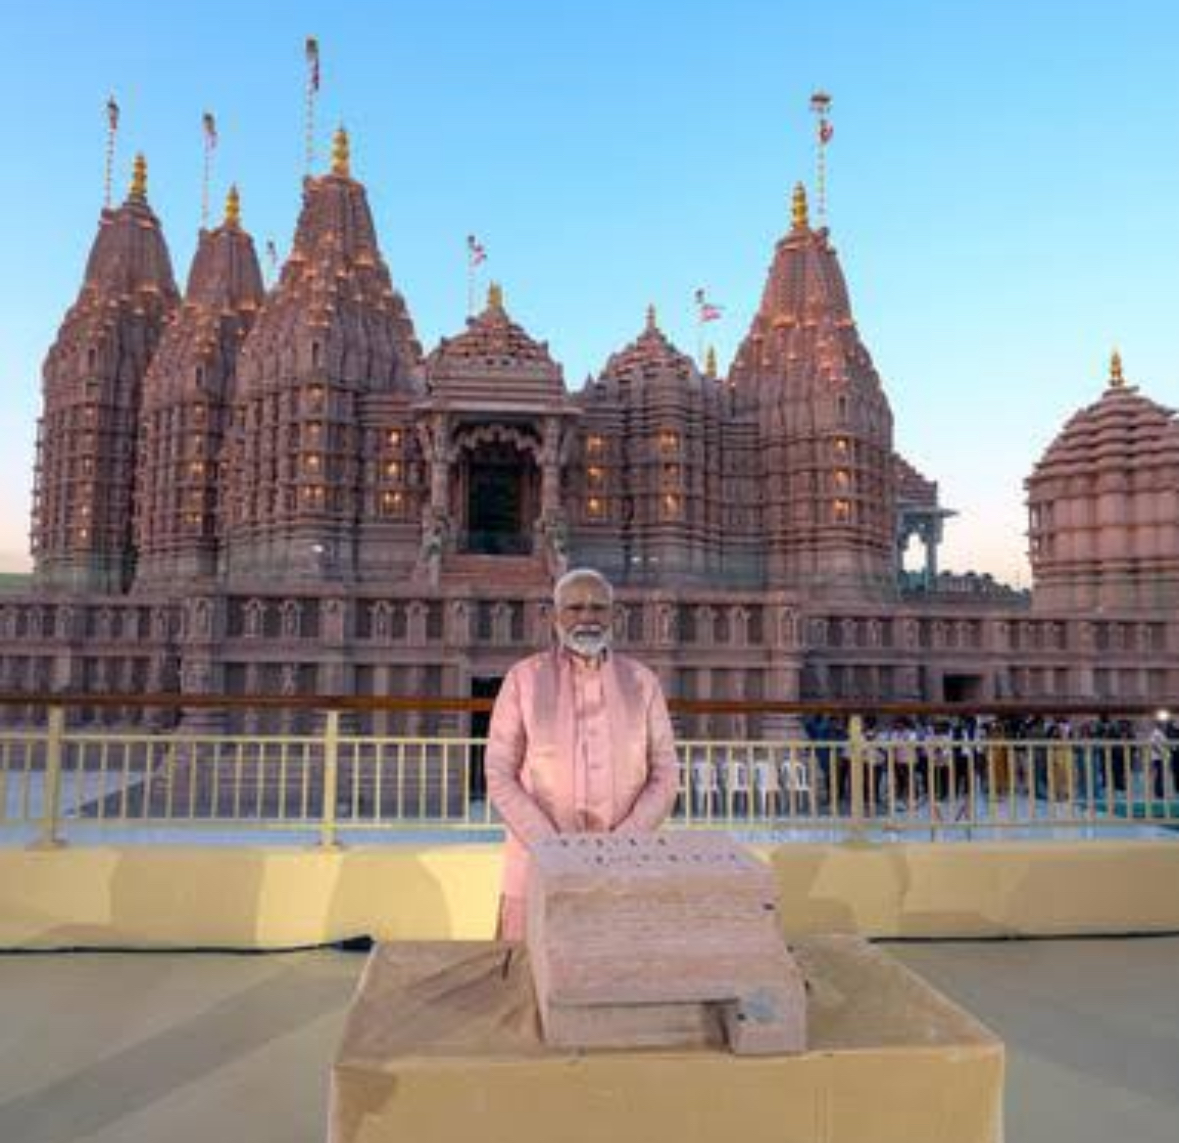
[
  {"x1": 2, "y1": 839, "x2": 1178, "y2": 949},
  {"x1": 768, "y1": 839, "x2": 1179, "y2": 938}
]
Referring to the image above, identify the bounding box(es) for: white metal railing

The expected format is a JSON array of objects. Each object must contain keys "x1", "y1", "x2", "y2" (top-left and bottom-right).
[{"x1": 2, "y1": 712, "x2": 1177, "y2": 846}]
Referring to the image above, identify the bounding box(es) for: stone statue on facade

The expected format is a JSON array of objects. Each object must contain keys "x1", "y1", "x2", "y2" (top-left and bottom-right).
[
  {"x1": 417, "y1": 511, "x2": 448, "y2": 588},
  {"x1": 537, "y1": 513, "x2": 569, "y2": 579}
]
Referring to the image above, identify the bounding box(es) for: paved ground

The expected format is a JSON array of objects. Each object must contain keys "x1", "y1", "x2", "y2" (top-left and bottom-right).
[
  {"x1": 0, "y1": 937, "x2": 1176, "y2": 1142},
  {"x1": 887, "y1": 937, "x2": 1179, "y2": 1143}
]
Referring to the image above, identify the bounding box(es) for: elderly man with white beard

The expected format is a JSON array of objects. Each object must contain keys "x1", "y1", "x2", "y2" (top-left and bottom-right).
[{"x1": 485, "y1": 567, "x2": 680, "y2": 940}]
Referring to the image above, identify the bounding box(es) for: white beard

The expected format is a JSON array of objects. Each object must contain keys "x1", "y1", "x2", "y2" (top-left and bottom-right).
[{"x1": 560, "y1": 626, "x2": 611, "y2": 661}]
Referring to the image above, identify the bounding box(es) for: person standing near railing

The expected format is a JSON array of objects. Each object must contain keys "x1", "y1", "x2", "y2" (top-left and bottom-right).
[{"x1": 484, "y1": 567, "x2": 679, "y2": 940}]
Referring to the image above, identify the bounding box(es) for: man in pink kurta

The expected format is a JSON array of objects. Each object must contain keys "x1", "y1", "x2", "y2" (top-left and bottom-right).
[{"x1": 486, "y1": 568, "x2": 679, "y2": 939}]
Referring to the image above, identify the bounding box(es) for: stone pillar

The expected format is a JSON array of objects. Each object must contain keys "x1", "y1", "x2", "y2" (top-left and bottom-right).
[
  {"x1": 537, "y1": 418, "x2": 569, "y2": 577},
  {"x1": 540, "y1": 417, "x2": 561, "y2": 518},
  {"x1": 695, "y1": 667, "x2": 712, "y2": 740},
  {"x1": 923, "y1": 523, "x2": 939, "y2": 583}
]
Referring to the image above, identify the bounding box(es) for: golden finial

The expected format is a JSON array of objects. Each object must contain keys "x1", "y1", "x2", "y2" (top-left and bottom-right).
[
  {"x1": 129, "y1": 152, "x2": 148, "y2": 201},
  {"x1": 487, "y1": 281, "x2": 504, "y2": 311},
  {"x1": 646, "y1": 303, "x2": 658, "y2": 331},
  {"x1": 224, "y1": 184, "x2": 241, "y2": 228},
  {"x1": 1109, "y1": 349, "x2": 1125, "y2": 388},
  {"x1": 791, "y1": 182, "x2": 809, "y2": 230},
  {"x1": 331, "y1": 125, "x2": 350, "y2": 177},
  {"x1": 705, "y1": 345, "x2": 718, "y2": 377}
]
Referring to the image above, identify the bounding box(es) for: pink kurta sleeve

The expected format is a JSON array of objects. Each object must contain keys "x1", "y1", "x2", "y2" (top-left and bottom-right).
[
  {"x1": 485, "y1": 666, "x2": 559, "y2": 845},
  {"x1": 613, "y1": 677, "x2": 680, "y2": 834}
]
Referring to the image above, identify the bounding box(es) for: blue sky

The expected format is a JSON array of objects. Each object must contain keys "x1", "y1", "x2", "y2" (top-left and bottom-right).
[{"x1": 3, "y1": 0, "x2": 1178, "y2": 581}]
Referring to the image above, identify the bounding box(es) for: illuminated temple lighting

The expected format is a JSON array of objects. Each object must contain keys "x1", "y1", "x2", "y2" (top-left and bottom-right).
[{"x1": 19, "y1": 80, "x2": 1179, "y2": 717}]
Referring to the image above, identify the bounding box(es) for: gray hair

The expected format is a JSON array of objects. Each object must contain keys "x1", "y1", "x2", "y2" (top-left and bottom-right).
[{"x1": 553, "y1": 567, "x2": 614, "y2": 607}]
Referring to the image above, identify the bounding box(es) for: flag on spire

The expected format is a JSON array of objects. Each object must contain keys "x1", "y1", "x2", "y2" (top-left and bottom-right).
[
  {"x1": 467, "y1": 234, "x2": 487, "y2": 267},
  {"x1": 304, "y1": 37, "x2": 321, "y2": 176},
  {"x1": 306, "y1": 37, "x2": 321, "y2": 91},
  {"x1": 694, "y1": 287, "x2": 723, "y2": 323},
  {"x1": 103, "y1": 95, "x2": 120, "y2": 208},
  {"x1": 810, "y1": 90, "x2": 833, "y2": 223},
  {"x1": 200, "y1": 112, "x2": 218, "y2": 229}
]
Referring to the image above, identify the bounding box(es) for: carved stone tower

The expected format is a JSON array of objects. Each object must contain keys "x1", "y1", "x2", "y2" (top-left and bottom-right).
[
  {"x1": 134, "y1": 186, "x2": 265, "y2": 586},
  {"x1": 729, "y1": 184, "x2": 895, "y2": 598},
  {"x1": 220, "y1": 129, "x2": 423, "y2": 583},
  {"x1": 31, "y1": 156, "x2": 179, "y2": 591}
]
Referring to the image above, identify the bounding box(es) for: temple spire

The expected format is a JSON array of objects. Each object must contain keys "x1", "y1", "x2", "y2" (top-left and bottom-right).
[
  {"x1": 487, "y1": 281, "x2": 504, "y2": 311},
  {"x1": 646, "y1": 303, "x2": 658, "y2": 332},
  {"x1": 224, "y1": 184, "x2": 241, "y2": 229},
  {"x1": 331, "y1": 125, "x2": 350, "y2": 177},
  {"x1": 1109, "y1": 349, "x2": 1125, "y2": 389},
  {"x1": 705, "y1": 345, "x2": 718, "y2": 378},
  {"x1": 791, "y1": 182, "x2": 809, "y2": 231},
  {"x1": 129, "y1": 153, "x2": 148, "y2": 203}
]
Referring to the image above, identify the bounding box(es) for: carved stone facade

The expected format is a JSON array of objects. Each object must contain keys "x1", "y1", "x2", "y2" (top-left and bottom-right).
[{"x1": 11, "y1": 141, "x2": 1179, "y2": 726}]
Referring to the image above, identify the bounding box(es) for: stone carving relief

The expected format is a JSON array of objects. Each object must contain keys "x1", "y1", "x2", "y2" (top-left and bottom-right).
[
  {"x1": 244, "y1": 598, "x2": 266, "y2": 638},
  {"x1": 491, "y1": 601, "x2": 514, "y2": 645},
  {"x1": 280, "y1": 599, "x2": 302, "y2": 639},
  {"x1": 731, "y1": 606, "x2": 750, "y2": 648},
  {"x1": 323, "y1": 599, "x2": 346, "y2": 643},
  {"x1": 407, "y1": 600, "x2": 429, "y2": 647},
  {"x1": 371, "y1": 601, "x2": 393, "y2": 643}
]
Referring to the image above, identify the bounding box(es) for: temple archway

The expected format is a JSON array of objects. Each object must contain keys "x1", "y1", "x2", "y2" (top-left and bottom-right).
[{"x1": 452, "y1": 425, "x2": 541, "y2": 555}]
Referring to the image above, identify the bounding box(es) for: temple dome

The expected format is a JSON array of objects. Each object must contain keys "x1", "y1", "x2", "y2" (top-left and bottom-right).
[
  {"x1": 425, "y1": 284, "x2": 564, "y2": 407},
  {"x1": 237, "y1": 128, "x2": 422, "y2": 393},
  {"x1": 1033, "y1": 358, "x2": 1178, "y2": 481},
  {"x1": 78, "y1": 156, "x2": 177, "y2": 302},
  {"x1": 430, "y1": 284, "x2": 559, "y2": 370},
  {"x1": 594, "y1": 306, "x2": 702, "y2": 398},
  {"x1": 729, "y1": 183, "x2": 874, "y2": 398},
  {"x1": 1028, "y1": 353, "x2": 1179, "y2": 612},
  {"x1": 46, "y1": 156, "x2": 179, "y2": 377},
  {"x1": 147, "y1": 188, "x2": 264, "y2": 404}
]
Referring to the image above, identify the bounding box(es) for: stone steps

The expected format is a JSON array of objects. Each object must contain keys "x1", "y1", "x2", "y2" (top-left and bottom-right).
[{"x1": 441, "y1": 554, "x2": 550, "y2": 589}]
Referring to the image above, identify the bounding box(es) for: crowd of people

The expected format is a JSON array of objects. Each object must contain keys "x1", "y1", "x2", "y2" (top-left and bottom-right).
[{"x1": 797, "y1": 713, "x2": 1179, "y2": 814}]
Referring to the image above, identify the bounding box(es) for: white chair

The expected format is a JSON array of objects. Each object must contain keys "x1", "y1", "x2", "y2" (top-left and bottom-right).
[
  {"x1": 753, "y1": 757, "x2": 781, "y2": 819},
  {"x1": 691, "y1": 757, "x2": 719, "y2": 818},
  {"x1": 724, "y1": 758, "x2": 752, "y2": 818}
]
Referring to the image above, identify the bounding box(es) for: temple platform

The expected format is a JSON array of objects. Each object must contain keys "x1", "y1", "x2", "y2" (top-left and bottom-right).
[
  {"x1": 2, "y1": 937, "x2": 1177, "y2": 1142},
  {"x1": 329, "y1": 936, "x2": 1003, "y2": 1143}
]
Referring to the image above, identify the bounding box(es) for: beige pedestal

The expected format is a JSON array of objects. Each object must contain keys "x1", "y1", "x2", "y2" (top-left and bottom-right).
[{"x1": 329, "y1": 936, "x2": 1004, "y2": 1143}]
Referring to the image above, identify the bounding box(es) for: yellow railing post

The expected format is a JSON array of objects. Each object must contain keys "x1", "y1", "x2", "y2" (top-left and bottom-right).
[
  {"x1": 846, "y1": 714, "x2": 867, "y2": 842},
  {"x1": 319, "y1": 710, "x2": 341, "y2": 850},
  {"x1": 33, "y1": 705, "x2": 66, "y2": 849}
]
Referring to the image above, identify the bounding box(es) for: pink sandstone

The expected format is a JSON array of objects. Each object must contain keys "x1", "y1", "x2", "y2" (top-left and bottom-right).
[
  {"x1": 525, "y1": 832, "x2": 807, "y2": 1055},
  {"x1": 10, "y1": 134, "x2": 1179, "y2": 725}
]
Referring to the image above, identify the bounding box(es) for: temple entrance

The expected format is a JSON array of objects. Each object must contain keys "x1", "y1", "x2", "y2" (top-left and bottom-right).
[
  {"x1": 943, "y1": 673, "x2": 986, "y2": 703},
  {"x1": 457, "y1": 437, "x2": 539, "y2": 555}
]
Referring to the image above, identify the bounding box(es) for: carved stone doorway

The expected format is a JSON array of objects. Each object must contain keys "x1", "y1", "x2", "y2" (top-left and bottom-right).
[{"x1": 455, "y1": 435, "x2": 539, "y2": 555}]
